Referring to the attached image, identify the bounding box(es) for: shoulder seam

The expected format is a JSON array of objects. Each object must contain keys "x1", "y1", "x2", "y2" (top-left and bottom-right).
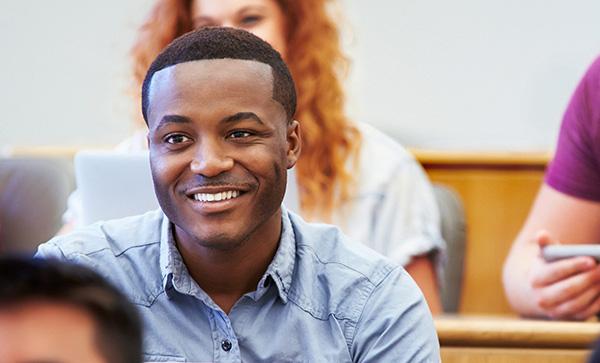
[
  {"x1": 59, "y1": 240, "x2": 161, "y2": 258},
  {"x1": 297, "y1": 243, "x2": 392, "y2": 286},
  {"x1": 348, "y1": 265, "x2": 402, "y2": 350}
]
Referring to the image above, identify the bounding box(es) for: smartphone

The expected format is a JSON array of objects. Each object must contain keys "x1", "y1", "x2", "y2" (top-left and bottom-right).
[{"x1": 542, "y1": 244, "x2": 600, "y2": 262}]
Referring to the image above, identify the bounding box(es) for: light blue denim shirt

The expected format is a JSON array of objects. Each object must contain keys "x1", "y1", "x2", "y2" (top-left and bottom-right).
[{"x1": 37, "y1": 208, "x2": 439, "y2": 362}]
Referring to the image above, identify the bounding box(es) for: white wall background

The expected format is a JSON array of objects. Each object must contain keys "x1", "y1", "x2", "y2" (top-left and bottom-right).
[{"x1": 2, "y1": 1, "x2": 600, "y2": 151}]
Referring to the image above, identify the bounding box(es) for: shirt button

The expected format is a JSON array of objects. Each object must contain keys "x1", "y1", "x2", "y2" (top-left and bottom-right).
[{"x1": 221, "y1": 339, "x2": 232, "y2": 352}]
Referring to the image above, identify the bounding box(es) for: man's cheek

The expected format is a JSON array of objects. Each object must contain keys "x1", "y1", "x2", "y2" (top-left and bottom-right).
[{"x1": 151, "y1": 156, "x2": 178, "y2": 179}]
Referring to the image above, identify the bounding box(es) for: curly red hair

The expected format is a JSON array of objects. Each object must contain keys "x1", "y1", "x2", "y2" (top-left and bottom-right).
[{"x1": 130, "y1": 0, "x2": 361, "y2": 220}]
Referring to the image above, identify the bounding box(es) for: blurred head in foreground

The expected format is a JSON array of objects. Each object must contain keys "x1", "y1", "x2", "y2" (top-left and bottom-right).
[{"x1": 0, "y1": 257, "x2": 142, "y2": 363}]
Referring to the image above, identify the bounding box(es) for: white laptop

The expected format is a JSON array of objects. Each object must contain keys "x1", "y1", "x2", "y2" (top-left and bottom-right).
[{"x1": 74, "y1": 150, "x2": 300, "y2": 226}]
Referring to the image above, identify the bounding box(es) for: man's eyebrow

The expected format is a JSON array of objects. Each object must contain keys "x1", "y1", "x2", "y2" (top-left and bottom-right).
[
  {"x1": 221, "y1": 112, "x2": 264, "y2": 125},
  {"x1": 154, "y1": 114, "x2": 191, "y2": 130}
]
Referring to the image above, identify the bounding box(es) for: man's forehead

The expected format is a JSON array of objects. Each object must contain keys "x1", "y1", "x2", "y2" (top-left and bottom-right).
[
  {"x1": 146, "y1": 58, "x2": 282, "y2": 125},
  {"x1": 151, "y1": 58, "x2": 274, "y2": 89}
]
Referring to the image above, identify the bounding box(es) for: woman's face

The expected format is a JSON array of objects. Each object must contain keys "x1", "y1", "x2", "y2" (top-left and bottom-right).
[{"x1": 191, "y1": 0, "x2": 288, "y2": 59}]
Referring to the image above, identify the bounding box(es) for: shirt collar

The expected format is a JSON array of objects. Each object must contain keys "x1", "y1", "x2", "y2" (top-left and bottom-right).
[
  {"x1": 159, "y1": 213, "x2": 170, "y2": 282},
  {"x1": 258, "y1": 206, "x2": 296, "y2": 303},
  {"x1": 159, "y1": 214, "x2": 220, "y2": 308},
  {"x1": 159, "y1": 214, "x2": 179, "y2": 296},
  {"x1": 158, "y1": 207, "x2": 297, "y2": 304}
]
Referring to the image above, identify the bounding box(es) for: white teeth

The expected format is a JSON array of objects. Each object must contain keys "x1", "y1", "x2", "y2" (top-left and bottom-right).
[{"x1": 193, "y1": 190, "x2": 241, "y2": 202}]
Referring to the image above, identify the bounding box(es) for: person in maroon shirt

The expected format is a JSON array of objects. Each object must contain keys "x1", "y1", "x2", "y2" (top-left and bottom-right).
[{"x1": 503, "y1": 56, "x2": 600, "y2": 320}]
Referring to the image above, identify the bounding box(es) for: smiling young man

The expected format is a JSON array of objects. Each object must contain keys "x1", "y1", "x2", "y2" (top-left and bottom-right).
[{"x1": 37, "y1": 27, "x2": 439, "y2": 362}]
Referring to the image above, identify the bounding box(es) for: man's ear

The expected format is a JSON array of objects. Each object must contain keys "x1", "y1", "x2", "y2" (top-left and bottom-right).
[{"x1": 286, "y1": 120, "x2": 301, "y2": 169}]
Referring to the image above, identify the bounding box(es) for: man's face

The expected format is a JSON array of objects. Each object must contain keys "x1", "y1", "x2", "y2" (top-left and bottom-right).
[
  {"x1": 0, "y1": 302, "x2": 106, "y2": 363},
  {"x1": 147, "y1": 59, "x2": 299, "y2": 249}
]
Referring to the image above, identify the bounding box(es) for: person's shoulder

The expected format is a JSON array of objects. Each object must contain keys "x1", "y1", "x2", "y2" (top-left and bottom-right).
[
  {"x1": 37, "y1": 209, "x2": 163, "y2": 260},
  {"x1": 574, "y1": 56, "x2": 600, "y2": 111},
  {"x1": 355, "y1": 121, "x2": 415, "y2": 163},
  {"x1": 291, "y1": 212, "x2": 397, "y2": 280},
  {"x1": 573, "y1": 55, "x2": 600, "y2": 112},
  {"x1": 584, "y1": 55, "x2": 600, "y2": 81},
  {"x1": 36, "y1": 209, "x2": 165, "y2": 306},
  {"x1": 353, "y1": 122, "x2": 424, "y2": 190},
  {"x1": 288, "y1": 212, "x2": 412, "y2": 315}
]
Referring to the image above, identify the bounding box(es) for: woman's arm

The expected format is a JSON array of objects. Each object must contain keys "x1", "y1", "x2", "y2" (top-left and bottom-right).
[{"x1": 405, "y1": 254, "x2": 442, "y2": 314}]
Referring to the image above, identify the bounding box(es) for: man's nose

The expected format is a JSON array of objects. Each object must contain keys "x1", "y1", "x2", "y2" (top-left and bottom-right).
[{"x1": 189, "y1": 141, "x2": 234, "y2": 177}]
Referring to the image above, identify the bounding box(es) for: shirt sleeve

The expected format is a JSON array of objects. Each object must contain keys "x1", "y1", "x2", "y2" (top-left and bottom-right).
[
  {"x1": 372, "y1": 160, "x2": 447, "y2": 280},
  {"x1": 350, "y1": 267, "x2": 440, "y2": 362},
  {"x1": 34, "y1": 239, "x2": 68, "y2": 260},
  {"x1": 545, "y1": 57, "x2": 600, "y2": 201},
  {"x1": 35, "y1": 237, "x2": 105, "y2": 280}
]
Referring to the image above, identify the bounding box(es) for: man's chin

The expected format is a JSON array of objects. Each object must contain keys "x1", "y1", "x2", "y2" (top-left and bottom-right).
[
  {"x1": 194, "y1": 235, "x2": 245, "y2": 251},
  {"x1": 178, "y1": 226, "x2": 246, "y2": 251}
]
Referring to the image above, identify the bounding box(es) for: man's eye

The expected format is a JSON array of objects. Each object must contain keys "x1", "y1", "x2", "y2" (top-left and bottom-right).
[
  {"x1": 165, "y1": 134, "x2": 191, "y2": 144},
  {"x1": 229, "y1": 131, "x2": 252, "y2": 139}
]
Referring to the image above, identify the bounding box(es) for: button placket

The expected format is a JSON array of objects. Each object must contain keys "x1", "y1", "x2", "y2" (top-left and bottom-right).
[
  {"x1": 211, "y1": 309, "x2": 241, "y2": 361},
  {"x1": 221, "y1": 339, "x2": 233, "y2": 352}
]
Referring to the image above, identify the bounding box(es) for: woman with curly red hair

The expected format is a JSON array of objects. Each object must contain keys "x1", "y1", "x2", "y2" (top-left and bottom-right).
[{"x1": 68, "y1": 0, "x2": 446, "y2": 312}]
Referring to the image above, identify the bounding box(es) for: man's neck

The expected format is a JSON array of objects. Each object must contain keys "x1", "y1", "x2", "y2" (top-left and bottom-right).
[{"x1": 174, "y1": 211, "x2": 282, "y2": 314}]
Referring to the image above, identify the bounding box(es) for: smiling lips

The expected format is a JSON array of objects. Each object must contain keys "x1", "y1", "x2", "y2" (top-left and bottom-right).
[{"x1": 192, "y1": 190, "x2": 242, "y2": 202}]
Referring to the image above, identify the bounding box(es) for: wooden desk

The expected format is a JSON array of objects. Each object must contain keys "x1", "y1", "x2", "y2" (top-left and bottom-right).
[
  {"x1": 413, "y1": 150, "x2": 551, "y2": 314},
  {"x1": 436, "y1": 315, "x2": 600, "y2": 362}
]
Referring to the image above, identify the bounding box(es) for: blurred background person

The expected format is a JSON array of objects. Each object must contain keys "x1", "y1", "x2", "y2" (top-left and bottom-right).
[
  {"x1": 0, "y1": 158, "x2": 71, "y2": 255},
  {"x1": 61, "y1": 0, "x2": 446, "y2": 313},
  {"x1": 0, "y1": 257, "x2": 142, "y2": 363},
  {"x1": 503, "y1": 56, "x2": 600, "y2": 320}
]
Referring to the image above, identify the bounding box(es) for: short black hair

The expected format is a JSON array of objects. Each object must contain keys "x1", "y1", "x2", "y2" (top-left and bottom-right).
[
  {"x1": 141, "y1": 27, "x2": 296, "y2": 123},
  {"x1": 0, "y1": 257, "x2": 142, "y2": 363}
]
